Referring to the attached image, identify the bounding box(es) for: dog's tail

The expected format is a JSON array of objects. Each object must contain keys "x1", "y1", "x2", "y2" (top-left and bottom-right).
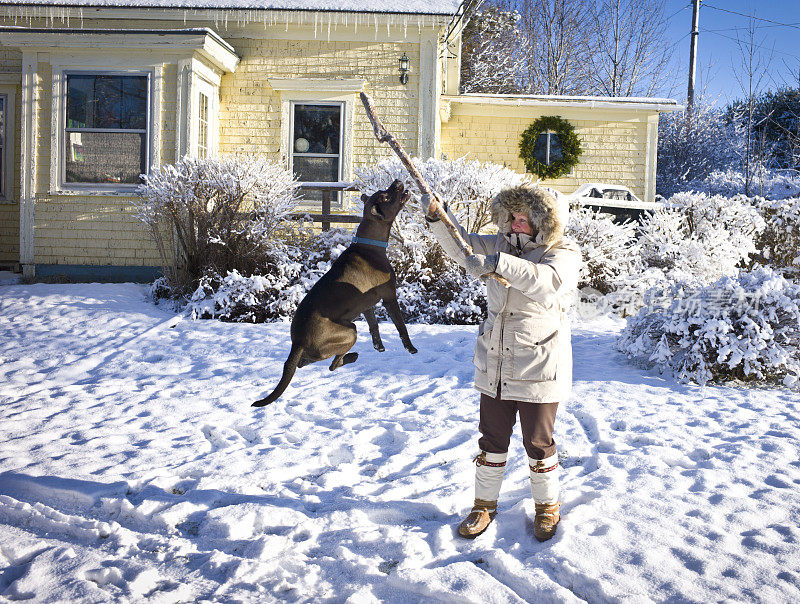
[{"x1": 252, "y1": 343, "x2": 304, "y2": 407}]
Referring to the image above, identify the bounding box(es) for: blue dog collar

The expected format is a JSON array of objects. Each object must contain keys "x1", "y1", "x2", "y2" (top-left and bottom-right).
[{"x1": 351, "y1": 236, "x2": 389, "y2": 248}]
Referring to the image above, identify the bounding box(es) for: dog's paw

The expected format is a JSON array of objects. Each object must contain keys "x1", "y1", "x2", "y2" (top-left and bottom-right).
[
  {"x1": 252, "y1": 398, "x2": 271, "y2": 407},
  {"x1": 373, "y1": 343, "x2": 386, "y2": 352},
  {"x1": 405, "y1": 344, "x2": 418, "y2": 354}
]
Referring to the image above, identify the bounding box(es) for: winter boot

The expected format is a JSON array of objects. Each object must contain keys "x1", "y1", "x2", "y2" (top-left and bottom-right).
[
  {"x1": 458, "y1": 451, "x2": 507, "y2": 538},
  {"x1": 529, "y1": 453, "x2": 561, "y2": 542}
]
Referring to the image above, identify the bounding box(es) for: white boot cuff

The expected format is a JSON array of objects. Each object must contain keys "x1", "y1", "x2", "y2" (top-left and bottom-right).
[
  {"x1": 528, "y1": 454, "x2": 560, "y2": 504},
  {"x1": 474, "y1": 451, "x2": 507, "y2": 502}
]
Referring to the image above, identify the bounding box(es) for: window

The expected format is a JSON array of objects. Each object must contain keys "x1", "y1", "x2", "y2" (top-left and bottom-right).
[
  {"x1": 197, "y1": 91, "x2": 209, "y2": 160},
  {"x1": 64, "y1": 72, "x2": 149, "y2": 186},
  {"x1": 290, "y1": 102, "x2": 343, "y2": 203},
  {"x1": 533, "y1": 130, "x2": 563, "y2": 166},
  {"x1": 0, "y1": 94, "x2": 6, "y2": 199}
]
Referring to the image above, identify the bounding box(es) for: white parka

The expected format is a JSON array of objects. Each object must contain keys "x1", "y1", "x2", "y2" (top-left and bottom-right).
[{"x1": 428, "y1": 185, "x2": 581, "y2": 404}]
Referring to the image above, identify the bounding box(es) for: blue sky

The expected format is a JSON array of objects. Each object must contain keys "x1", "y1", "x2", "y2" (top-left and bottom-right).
[{"x1": 661, "y1": 0, "x2": 800, "y2": 106}]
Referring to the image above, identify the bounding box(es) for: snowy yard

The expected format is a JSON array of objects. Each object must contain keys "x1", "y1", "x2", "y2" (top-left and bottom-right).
[{"x1": 1, "y1": 282, "x2": 799, "y2": 602}]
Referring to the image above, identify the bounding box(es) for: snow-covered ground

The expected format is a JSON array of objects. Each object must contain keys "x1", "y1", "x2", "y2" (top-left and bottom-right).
[{"x1": 1, "y1": 283, "x2": 799, "y2": 603}]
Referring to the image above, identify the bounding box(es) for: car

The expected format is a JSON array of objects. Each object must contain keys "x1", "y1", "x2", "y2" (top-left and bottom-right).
[{"x1": 569, "y1": 183, "x2": 664, "y2": 224}]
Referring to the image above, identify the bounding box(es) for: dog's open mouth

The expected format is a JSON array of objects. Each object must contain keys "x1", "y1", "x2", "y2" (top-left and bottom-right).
[{"x1": 400, "y1": 189, "x2": 410, "y2": 205}]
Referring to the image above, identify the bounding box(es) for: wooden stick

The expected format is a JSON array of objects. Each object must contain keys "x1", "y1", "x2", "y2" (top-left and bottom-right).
[{"x1": 360, "y1": 92, "x2": 510, "y2": 287}]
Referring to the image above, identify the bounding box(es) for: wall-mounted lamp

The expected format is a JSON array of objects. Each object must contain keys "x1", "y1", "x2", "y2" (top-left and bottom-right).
[{"x1": 399, "y1": 53, "x2": 410, "y2": 85}]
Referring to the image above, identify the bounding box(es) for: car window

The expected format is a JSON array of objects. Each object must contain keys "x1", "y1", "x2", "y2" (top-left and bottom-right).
[{"x1": 602, "y1": 190, "x2": 627, "y2": 200}]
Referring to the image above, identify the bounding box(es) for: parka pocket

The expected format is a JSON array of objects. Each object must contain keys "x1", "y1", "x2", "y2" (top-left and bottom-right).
[
  {"x1": 511, "y1": 329, "x2": 559, "y2": 381},
  {"x1": 472, "y1": 330, "x2": 491, "y2": 373}
]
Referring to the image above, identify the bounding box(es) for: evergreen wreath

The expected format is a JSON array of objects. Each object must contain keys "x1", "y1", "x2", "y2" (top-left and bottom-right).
[{"x1": 518, "y1": 115, "x2": 582, "y2": 179}]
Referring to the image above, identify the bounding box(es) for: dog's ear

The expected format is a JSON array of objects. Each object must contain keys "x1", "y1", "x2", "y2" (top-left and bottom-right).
[
  {"x1": 370, "y1": 204, "x2": 385, "y2": 219},
  {"x1": 361, "y1": 193, "x2": 370, "y2": 203}
]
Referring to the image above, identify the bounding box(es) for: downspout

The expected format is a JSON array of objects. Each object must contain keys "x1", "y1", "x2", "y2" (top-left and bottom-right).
[{"x1": 19, "y1": 51, "x2": 37, "y2": 279}]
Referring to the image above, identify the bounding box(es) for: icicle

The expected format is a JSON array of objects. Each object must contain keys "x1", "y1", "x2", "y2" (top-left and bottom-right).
[
  {"x1": 374, "y1": 14, "x2": 378, "y2": 40},
  {"x1": 327, "y1": 16, "x2": 331, "y2": 43},
  {"x1": 314, "y1": 12, "x2": 317, "y2": 39},
  {"x1": 404, "y1": 16, "x2": 408, "y2": 39}
]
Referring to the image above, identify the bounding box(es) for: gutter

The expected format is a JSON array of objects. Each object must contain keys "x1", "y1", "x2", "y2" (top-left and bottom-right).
[
  {"x1": 1, "y1": 3, "x2": 459, "y2": 17},
  {"x1": 445, "y1": 94, "x2": 684, "y2": 113},
  {"x1": 0, "y1": 26, "x2": 237, "y2": 54}
]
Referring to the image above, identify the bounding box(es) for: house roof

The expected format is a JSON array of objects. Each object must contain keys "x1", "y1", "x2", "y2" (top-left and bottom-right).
[
  {"x1": 2, "y1": 1, "x2": 463, "y2": 16},
  {"x1": 445, "y1": 93, "x2": 683, "y2": 113}
]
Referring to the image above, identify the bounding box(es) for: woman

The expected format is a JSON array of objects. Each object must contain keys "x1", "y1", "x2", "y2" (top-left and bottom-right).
[{"x1": 421, "y1": 184, "x2": 580, "y2": 541}]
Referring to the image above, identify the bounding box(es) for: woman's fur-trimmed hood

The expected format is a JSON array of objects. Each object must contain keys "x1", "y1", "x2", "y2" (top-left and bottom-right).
[{"x1": 491, "y1": 185, "x2": 567, "y2": 248}]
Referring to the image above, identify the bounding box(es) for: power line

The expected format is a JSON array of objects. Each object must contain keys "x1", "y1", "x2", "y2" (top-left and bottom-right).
[
  {"x1": 703, "y1": 3, "x2": 800, "y2": 31},
  {"x1": 706, "y1": 30, "x2": 800, "y2": 62},
  {"x1": 705, "y1": 22, "x2": 800, "y2": 33},
  {"x1": 664, "y1": 3, "x2": 692, "y2": 23}
]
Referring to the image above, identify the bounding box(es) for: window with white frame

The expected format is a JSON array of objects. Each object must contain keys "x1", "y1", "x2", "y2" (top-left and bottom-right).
[
  {"x1": 534, "y1": 130, "x2": 563, "y2": 166},
  {"x1": 0, "y1": 94, "x2": 6, "y2": 199},
  {"x1": 191, "y1": 76, "x2": 218, "y2": 160},
  {"x1": 64, "y1": 72, "x2": 149, "y2": 186},
  {"x1": 197, "y1": 91, "x2": 209, "y2": 160},
  {"x1": 290, "y1": 102, "x2": 343, "y2": 203}
]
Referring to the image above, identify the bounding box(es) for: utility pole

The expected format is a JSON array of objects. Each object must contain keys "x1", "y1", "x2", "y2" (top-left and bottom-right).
[{"x1": 687, "y1": 0, "x2": 701, "y2": 120}]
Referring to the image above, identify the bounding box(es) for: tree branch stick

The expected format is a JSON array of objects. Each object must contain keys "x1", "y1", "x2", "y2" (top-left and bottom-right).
[{"x1": 359, "y1": 92, "x2": 509, "y2": 287}]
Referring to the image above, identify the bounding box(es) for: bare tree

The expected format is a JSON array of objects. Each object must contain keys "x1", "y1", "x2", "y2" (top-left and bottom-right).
[
  {"x1": 460, "y1": 4, "x2": 528, "y2": 94},
  {"x1": 500, "y1": 0, "x2": 594, "y2": 94},
  {"x1": 585, "y1": 0, "x2": 675, "y2": 97},
  {"x1": 731, "y1": 13, "x2": 775, "y2": 195}
]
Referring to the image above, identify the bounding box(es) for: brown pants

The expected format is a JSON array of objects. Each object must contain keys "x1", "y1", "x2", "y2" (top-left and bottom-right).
[{"x1": 478, "y1": 390, "x2": 558, "y2": 460}]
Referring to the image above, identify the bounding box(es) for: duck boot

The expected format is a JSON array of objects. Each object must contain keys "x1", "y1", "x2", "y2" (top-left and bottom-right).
[
  {"x1": 529, "y1": 453, "x2": 561, "y2": 542},
  {"x1": 458, "y1": 451, "x2": 507, "y2": 538}
]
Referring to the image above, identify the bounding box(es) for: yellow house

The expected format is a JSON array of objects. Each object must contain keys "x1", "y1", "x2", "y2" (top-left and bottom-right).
[{"x1": 0, "y1": 1, "x2": 679, "y2": 281}]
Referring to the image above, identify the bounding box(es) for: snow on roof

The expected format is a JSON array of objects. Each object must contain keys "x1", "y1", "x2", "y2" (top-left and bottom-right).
[
  {"x1": 447, "y1": 93, "x2": 682, "y2": 112},
  {"x1": 2, "y1": 1, "x2": 463, "y2": 16}
]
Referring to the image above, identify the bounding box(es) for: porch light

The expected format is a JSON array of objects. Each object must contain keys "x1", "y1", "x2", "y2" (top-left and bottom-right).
[{"x1": 399, "y1": 53, "x2": 410, "y2": 85}]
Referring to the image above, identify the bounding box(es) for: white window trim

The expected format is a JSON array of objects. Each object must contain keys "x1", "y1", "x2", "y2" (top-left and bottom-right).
[
  {"x1": 0, "y1": 85, "x2": 16, "y2": 203},
  {"x1": 50, "y1": 60, "x2": 163, "y2": 196},
  {"x1": 276, "y1": 89, "x2": 355, "y2": 211},
  {"x1": 542, "y1": 129, "x2": 575, "y2": 178},
  {"x1": 190, "y1": 75, "x2": 219, "y2": 159},
  {"x1": 289, "y1": 100, "x2": 344, "y2": 204}
]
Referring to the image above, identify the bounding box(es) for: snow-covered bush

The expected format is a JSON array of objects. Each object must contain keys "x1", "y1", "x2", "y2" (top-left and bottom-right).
[
  {"x1": 185, "y1": 220, "x2": 489, "y2": 325},
  {"x1": 638, "y1": 192, "x2": 765, "y2": 284},
  {"x1": 657, "y1": 105, "x2": 744, "y2": 198},
  {"x1": 616, "y1": 268, "x2": 800, "y2": 387},
  {"x1": 751, "y1": 196, "x2": 800, "y2": 276},
  {"x1": 566, "y1": 207, "x2": 640, "y2": 295},
  {"x1": 354, "y1": 156, "x2": 533, "y2": 239},
  {"x1": 134, "y1": 155, "x2": 302, "y2": 293},
  {"x1": 187, "y1": 229, "x2": 350, "y2": 322},
  {"x1": 688, "y1": 168, "x2": 800, "y2": 199}
]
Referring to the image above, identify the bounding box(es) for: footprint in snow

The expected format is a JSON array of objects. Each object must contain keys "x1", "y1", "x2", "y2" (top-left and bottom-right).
[{"x1": 201, "y1": 425, "x2": 247, "y2": 450}]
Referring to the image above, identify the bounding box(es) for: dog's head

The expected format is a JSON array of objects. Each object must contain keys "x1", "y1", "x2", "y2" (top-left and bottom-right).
[{"x1": 361, "y1": 179, "x2": 409, "y2": 224}]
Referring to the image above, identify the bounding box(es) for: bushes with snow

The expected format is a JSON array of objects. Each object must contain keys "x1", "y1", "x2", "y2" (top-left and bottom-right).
[
  {"x1": 134, "y1": 155, "x2": 302, "y2": 293},
  {"x1": 638, "y1": 192, "x2": 765, "y2": 284},
  {"x1": 657, "y1": 105, "x2": 744, "y2": 198},
  {"x1": 566, "y1": 207, "x2": 641, "y2": 295},
  {"x1": 616, "y1": 268, "x2": 800, "y2": 387},
  {"x1": 750, "y1": 196, "x2": 800, "y2": 277},
  {"x1": 354, "y1": 156, "x2": 533, "y2": 238},
  {"x1": 185, "y1": 223, "x2": 489, "y2": 325},
  {"x1": 699, "y1": 168, "x2": 800, "y2": 200},
  {"x1": 187, "y1": 229, "x2": 350, "y2": 322}
]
